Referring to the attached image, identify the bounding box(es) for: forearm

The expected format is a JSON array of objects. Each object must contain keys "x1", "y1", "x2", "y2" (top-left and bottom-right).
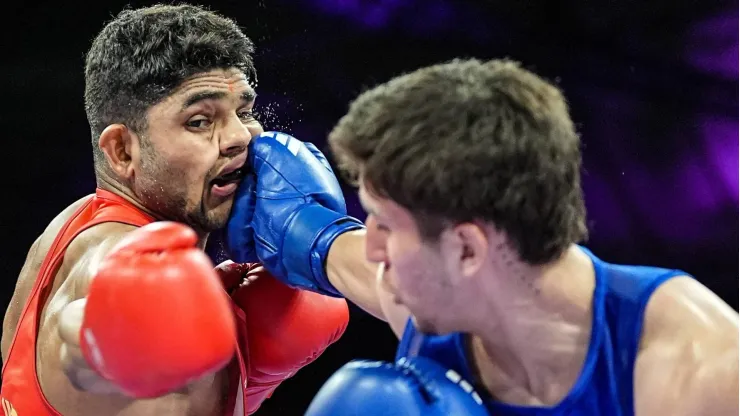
[
  {"x1": 326, "y1": 229, "x2": 386, "y2": 320},
  {"x1": 47, "y1": 236, "x2": 128, "y2": 396},
  {"x1": 56, "y1": 299, "x2": 126, "y2": 395}
]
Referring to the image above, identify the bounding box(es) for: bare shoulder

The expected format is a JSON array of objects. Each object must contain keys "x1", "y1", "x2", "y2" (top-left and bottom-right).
[
  {"x1": 640, "y1": 276, "x2": 737, "y2": 348},
  {"x1": 63, "y1": 221, "x2": 137, "y2": 266},
  {"x1": 22, "y1": 194, "x2": 94, "y2": 268},
  {"x1": 59, "y1": 221, "x2": 138, "y2": 300},
  {"x1": 38, "y1": 209, "x2": 138, "y2": 332},
  {"x1": 35, "y1": 221, "x2": 138, "y2": 401},
  {"x1": 38, "y1": 217, "x2": 137, "y2": 332},
  {"x1": 2, "y1": 195, "x2": 95, "y2": 359},
  {"x1": 634, "y1": 276, "x2": 738, "y2": 416}
]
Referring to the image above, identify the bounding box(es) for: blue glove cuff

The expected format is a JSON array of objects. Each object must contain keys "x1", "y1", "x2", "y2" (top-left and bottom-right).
[{"x1": 283, "y1": 204, "x2": 365, "y2": 297}]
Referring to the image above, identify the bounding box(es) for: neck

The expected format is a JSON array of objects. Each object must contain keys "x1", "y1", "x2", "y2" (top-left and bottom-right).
[
  {"x1": 96, "y1": 175, "x2": 210, "y2": 249},
  {"x1": 468, "y1": 246, "x2": 595, "y2": 405}
]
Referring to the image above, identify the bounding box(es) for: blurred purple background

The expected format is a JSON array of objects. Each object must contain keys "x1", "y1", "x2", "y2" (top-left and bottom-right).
[{"x1": 1, "y1": 1, "x2": 736, "y2": 414}]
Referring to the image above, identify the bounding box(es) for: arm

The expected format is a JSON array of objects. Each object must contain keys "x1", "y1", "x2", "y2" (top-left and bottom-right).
[
  {"x1": 634, "y1": 276, "x2": 739, "y2": 416},
  {"x1": 37, "y1": 222, "x2": 136, "y2": 395},
  {"x1": 227, "y1": 132, "x2": 411, "y2": 337},
  {"x1": 325, "y1": 229, "x2": 384, "y2": 319},
  {"x1": 326, "y1": 229, "x2": 411, "y2": 338},
  {"x1": 39, "y1": 222, "x2": 236, "y2": 400}
]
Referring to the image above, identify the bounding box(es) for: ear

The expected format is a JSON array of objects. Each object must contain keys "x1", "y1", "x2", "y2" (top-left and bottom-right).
[
  {"x1": 441, "y1": 222, "x2": 489, "y2": 280},
  {"x1": 98, "y1": 124, "x2": 140, "y2": 180}
]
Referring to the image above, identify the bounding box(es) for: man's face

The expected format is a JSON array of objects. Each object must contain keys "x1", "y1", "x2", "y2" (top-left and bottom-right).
[
  {"x1": 359, "y1": 184, "x2": 457, "y2": 335},
  {"x1": 134, "y1": 68, "x2": 264, "y2": 232}
]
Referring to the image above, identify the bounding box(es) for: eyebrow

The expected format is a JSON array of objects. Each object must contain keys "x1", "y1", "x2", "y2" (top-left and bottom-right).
[{"x1": 182, "y1": 90, "x2": 257, "y2": 111}]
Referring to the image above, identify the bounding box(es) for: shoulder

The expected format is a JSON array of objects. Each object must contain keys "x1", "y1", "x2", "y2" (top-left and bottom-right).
[
  {"x1": 47, "y1": 195, "x2": 94, "y2": 231},
  {"x1": 64, "y1": 222, "x2": 137, "y2": 263},
  {"x1": 640, "y1": 276, "x2": 737, "y2": 348},
  {"x1": 31, "y1": 195, "x2": 94, "y2": 259},
  {"x1": 8, "y1": 196, "x2": 100, "y2": 315},
  {"x1": 633, "y1": 276, "x2": 738, "y2": 415},
  {"x1": 62, "y1": 222, "x2": 138, "y2": 296}
]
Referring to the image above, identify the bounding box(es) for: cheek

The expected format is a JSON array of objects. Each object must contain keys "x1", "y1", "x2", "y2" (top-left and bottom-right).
[
  {"x1": 386, "y1": 236, "x2": 410, "y2": 270},
  {"x1": 394, "y1": 252, "x2": 450, "y2": 305},
  {"x1": 386, "y1": 239, "x2": 425, "y2": 295},
  {"x1": 169, "y1": 143, "x2": 219, "y2": 181}
]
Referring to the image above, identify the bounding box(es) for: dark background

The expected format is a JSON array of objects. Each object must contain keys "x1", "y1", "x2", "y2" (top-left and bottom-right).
[{"x1": 1, "y1": 1, "x2": 737, "y2": 414}]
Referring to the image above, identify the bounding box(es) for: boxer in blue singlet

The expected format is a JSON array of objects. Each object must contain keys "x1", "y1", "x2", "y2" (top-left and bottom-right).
[{"x1": 224, "y1": 59, "x2": 739, "y2": 415}]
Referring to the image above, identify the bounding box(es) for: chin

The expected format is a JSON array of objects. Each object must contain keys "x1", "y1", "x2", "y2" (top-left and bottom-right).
[
  {"x1": 185, "y1": 209, "x2": 229, "y2": 234},
  {"x1": 204, "y1": 201, "x2": 234, "y2": 229},
  {"x1": 202, "y1": 214, "x2": 230, "y2": 232}
]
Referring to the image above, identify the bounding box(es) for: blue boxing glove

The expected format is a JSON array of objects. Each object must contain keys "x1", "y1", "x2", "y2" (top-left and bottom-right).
[
  {"x1": 225, "y1": 131, "x2": 365, "y2": 297},
  {"x1": 305, "y1": 356, "x2": 489, "y2": 416}
]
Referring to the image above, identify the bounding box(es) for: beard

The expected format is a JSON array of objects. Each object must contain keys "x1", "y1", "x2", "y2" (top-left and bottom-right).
[{"x1": 136, "y1": 142, "x2": 226, "y2": 233}]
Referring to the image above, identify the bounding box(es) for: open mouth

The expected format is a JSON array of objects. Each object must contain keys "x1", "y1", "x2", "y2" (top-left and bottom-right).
[
  {"x1": 210, "y1": 168, "x2": 247, "y2": 198},
  {"x1": 211, "y1": 168, "x2": 246, "y2": 187}
]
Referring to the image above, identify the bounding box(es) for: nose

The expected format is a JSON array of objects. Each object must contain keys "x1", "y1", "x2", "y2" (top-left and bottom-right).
[
  {"x1": 364, "y1": 216, "x2": 388, "y2": 264},
  {"x1": 219, "y1": 115, "x2": 254, "y2": 156}
]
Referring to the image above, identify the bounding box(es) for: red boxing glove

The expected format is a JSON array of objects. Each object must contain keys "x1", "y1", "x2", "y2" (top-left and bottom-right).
[
  {"x1": 80, "y1": 222, "x2": 237, "y2": 398},
  {"x1": 217, "y1": 262, "x2": 349, "y2": 414}
]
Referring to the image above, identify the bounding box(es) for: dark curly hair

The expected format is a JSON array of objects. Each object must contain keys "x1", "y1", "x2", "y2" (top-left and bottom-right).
[
  {"x1": 84, "y1": 4, "x2": 256, "y2": 169},
  {"x1": 329, "y1": 58, "x2": 588, "y2": 265}
]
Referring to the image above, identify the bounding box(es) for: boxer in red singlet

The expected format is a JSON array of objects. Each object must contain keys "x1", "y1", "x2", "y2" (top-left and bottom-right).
[{"x1": 0, "y1": 5, "x2": 348, "y2": 416}]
